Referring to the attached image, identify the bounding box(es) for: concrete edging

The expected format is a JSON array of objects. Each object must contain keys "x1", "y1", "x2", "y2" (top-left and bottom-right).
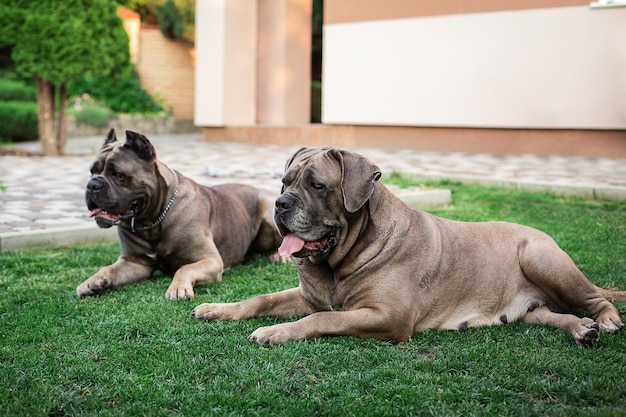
[
  {"x1": 0, "y1": 225, "x2": 118, "y2": 252},
  {"x1": 404, "y1": 174, "x2": 626, "y2": 201}
]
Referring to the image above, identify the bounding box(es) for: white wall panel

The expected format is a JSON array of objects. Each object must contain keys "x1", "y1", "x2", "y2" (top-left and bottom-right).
[{"x1": 323, "y1": 6, "x2": 626, "y2": 129}]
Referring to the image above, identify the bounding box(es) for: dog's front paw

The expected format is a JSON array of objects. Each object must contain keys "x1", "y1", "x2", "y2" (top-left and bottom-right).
[
  {"x1": 76, "y1": 276, "x2": 111, "y2": 298},
  {"x1": 268, "y1": 252, "x2": 291, "y2": 264},
  {"x1": 165, "y1": 282, "x2": 195, "y2": 300},
  {"x1": 192, "y1": 302, "x2": 241, "y2": 321},
  {"x1": 595, "y1": 312, "x2": 624, "y2": 334},
  {"x1": 249, "y1": 323, "x2": 297, "y2": 346}
]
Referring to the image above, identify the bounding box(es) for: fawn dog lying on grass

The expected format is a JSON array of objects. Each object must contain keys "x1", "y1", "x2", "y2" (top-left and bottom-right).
[{"x1": 193, "y1": 147, "x2": 625, "y2": 346}]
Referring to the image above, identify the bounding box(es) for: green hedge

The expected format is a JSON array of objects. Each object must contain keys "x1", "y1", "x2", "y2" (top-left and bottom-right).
[
  {"x1": 67, "y1": 101, "x2": 113, "y2": 127},
  {"x1": 0, "y1": 79, "x2": 37, "y2": 102},
  {"x1": 0, "y1": 101, "x2": 39, "y2": 141},
  {"x1": 68, "y1": 69, "x2": 163, "y2": 114}
]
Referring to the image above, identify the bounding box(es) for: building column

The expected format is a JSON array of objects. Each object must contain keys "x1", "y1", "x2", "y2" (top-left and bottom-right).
[
  {"x1": 257, "y1": 0, "x2": 312, "y2": 125},
  {"x1": 195, "y1": 0, "x2": 312, "y2": 128}
]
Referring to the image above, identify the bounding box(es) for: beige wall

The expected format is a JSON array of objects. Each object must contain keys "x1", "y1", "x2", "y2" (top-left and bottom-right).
[
  {"x1": 194, "y1": 0, "x2": 311, "y2": 127},
  {"x1": 325, "y1": 0, "x2": 590, "y2": 23},
  {"x1": 136, "y1": 27, "x2": 195, "y2": 119},
  {"x1": 323, "y1": 3, "x2": 626, "y2": 129}
]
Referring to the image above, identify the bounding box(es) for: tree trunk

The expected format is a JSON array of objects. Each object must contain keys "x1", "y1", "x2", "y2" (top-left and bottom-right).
[
  {"x1": 36, "y1": 76, "x2": 58, "y2": 156},
  {"x1": 56, "y1": 83, "x2": 67, "y2": 155}
]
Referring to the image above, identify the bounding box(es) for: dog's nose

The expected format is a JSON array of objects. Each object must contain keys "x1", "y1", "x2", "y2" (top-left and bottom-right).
[
  {"x1": 86, "y1": 177, "x2": 104, "y2": 192},
  {"x1": 275, "y1": 194, "x2": 294, "y2": 211}
]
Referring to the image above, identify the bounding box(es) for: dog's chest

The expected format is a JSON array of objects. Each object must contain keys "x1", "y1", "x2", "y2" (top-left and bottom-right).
[{"x1": 300, "y1": 273, "x2": 367, "y2": 312}]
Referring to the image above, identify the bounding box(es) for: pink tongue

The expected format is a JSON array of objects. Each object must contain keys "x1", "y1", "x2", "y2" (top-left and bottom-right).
[
  {"x1": 89, "y1": 208, "x2": 122, "y2": 221},
  {"x1": 89, "y1": 208, "x2": 102, "y2": 218},
  {"x1": 278, "y1": 233, "x2": 305, "y2": 257}
]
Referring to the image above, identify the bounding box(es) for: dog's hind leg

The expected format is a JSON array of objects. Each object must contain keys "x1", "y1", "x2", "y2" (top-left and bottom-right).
[
  {"x1": 522, "y1": 306, "x2": 600, "y2": 346},
  {"x1": 518, "y1": 237, "x2": 623, "y2": 335}
]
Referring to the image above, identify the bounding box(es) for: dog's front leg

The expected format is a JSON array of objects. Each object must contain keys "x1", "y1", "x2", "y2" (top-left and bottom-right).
[
  {"x1": 249, "y1": 308, "x2": 412, "y2": 346},
  {"x1": 76, "y1": 256, "x2": 154, "y2": 297},
  {"x1": 192, "y1": 287, "x2": 315, "y2": 322},
  {"x1": 165, "y1": 256, "x2": 224, "y2": 300}
]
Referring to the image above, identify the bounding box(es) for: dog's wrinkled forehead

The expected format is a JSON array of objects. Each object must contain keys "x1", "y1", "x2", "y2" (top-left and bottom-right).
[
  {"x1": 282, "y1": 147, "x2": 338, "y2": 183},
  {"x1": 90, "y1": 141, "x2": 131, "y2": 175}
]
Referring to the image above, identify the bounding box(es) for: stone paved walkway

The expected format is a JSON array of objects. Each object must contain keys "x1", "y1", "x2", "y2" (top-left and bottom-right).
[{"x1": 1, "y1": 133, "x2": 625, "y2": 250}]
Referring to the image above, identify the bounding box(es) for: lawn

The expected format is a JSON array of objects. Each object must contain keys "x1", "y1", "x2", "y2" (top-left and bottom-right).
[{"x1": 1, "y1": 182, "x2": 625, "y2": 416}]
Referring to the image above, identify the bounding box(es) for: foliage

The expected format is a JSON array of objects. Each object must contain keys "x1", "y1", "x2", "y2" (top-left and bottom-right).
[
  {"x1": 0, "y1": 0, "x2": 132, "y2": 154},
  {"x1": 66, "y1": 94, "x2": 114, "y2": 127},
  {"x1": 311, "y1": 0, "x2": 323, "y2": 122},
  {"x1": 1, "y1": 184, "x2": 625, "y2": 416},
  {"x1": 6, "y1": 0, "x2": 130, "y2": 86},
  {"x1": 156, "y1": 0, "x2": 183, "y2": 39},
  {"x1": 0, "y1": 101, "x2": 38, "y2": 141},
  {"x1": 311, "y1": 81, "x2": 322, "y2": 123},
  {"x1": 68, "y1": 67, "x2": 163, "y2": 114},
  {"x1": 156, "y1": 0, "x2": 194, "y2": 42},
  {"x1": 0, "y1": 79, "x2": 36, "y2": 101},
  {"x1": 117, "y1": 0, "x2": 194, "y2": 42},
  {"x1": 117, "y1": 0, "x2": 161, "y2": 24},
  {"x1": 312, "y1": 0, "x2": 323, "y2": 61}
]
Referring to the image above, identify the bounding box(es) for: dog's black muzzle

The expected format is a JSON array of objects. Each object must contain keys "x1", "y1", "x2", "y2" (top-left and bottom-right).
[
  {"x1": 85, "y1": 177, "x2": 107, "y2": 206},
  {"x1": 274, "y1": 193, "x2": 298, "y2": 236},
  {"x1": 86, "y1": 176, "x2": 105, "y2": 193},
  {"x1": 275, "y1": 193, "x2": 296, "y2": 214}
]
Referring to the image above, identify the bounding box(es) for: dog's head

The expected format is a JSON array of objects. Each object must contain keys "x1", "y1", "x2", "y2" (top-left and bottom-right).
[
  {"x1": 274, "y1": 147, "x2": 381, "y2": 259},
  {"x1": 85, "y1": 129, "x2": 161, "y2": 228}
]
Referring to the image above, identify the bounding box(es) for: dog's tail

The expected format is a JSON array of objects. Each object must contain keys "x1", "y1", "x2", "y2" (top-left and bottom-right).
[{"x1": 595, "y1": 286, "x2": 626, "y2": 302}]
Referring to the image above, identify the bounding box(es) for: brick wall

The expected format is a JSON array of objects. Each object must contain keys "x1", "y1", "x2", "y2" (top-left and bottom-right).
[{"x1": 136, "y1": 27, "x2": 195, "y2": 120}]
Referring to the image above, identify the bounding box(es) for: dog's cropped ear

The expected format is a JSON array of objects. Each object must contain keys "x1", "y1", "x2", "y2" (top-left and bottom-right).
[
  {"x1": 104, "y1": 128, "x2": 117, "y2": 145},
  {"x1": 124, "y1": 130, "x2": 156, "y2": 162},
  {"x1": 332, "y1": 149, "x2": 382, "y2": 213}
]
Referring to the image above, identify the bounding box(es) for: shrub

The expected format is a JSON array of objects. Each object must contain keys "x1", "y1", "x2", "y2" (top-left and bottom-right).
[
  {"x1": 0, "y1": 79, "x2": 37, "y2": 101},
  {"x1": 156, "y1": 0, "x2": 194, "y2": 42},
  {"x1": 67, "y1": 101, "x2": 113, "y2": 127},
  {"x1": 68, "y1": 68, "x2": 163, "y2": 114},
  {"x1": 0, "y1": 101, "x2": 39, "y2": 141},
  {"x1": 157, "y1": 0, "x2": 184, "y2": 40}
]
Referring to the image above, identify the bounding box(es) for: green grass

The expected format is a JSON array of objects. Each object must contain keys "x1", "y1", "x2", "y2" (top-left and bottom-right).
[{"x1": 1, "y1": 182, "x2": 625, "y2": 416}]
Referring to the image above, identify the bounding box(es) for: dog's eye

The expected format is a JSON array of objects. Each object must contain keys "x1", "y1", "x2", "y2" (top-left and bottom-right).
[
  {"x1": 113, "y1": 172, "x2": 127, "y2": 181},
  {"x1": 90, "y1": 162, "x2": 102, "y2": 175},
  {"x1": 311, "y1": 183, "x2": 325, "y2": 191}
]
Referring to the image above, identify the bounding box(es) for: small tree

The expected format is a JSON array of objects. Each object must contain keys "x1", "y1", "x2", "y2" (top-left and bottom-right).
[{"x1": 0, "y1": 0, "x2": 130, "y2": 155}]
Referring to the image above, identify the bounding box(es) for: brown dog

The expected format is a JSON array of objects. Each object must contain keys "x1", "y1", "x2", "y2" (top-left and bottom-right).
[
  {"x1": 76, "y1": 129, "x2": 283, "y2": 300},
  {"x1": 192, "y1": 147, "x2": 626, "y2": 345}
]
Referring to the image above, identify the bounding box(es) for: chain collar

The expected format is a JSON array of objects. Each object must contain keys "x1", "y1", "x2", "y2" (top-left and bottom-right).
[{"x1": 131, "y1": 166, "x2": 179, "y2": 233}]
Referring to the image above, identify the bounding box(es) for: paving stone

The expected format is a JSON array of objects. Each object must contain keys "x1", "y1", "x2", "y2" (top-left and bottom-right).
[{"x1": 1, "y1": 133, "x2": 625, "y2": 252}]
